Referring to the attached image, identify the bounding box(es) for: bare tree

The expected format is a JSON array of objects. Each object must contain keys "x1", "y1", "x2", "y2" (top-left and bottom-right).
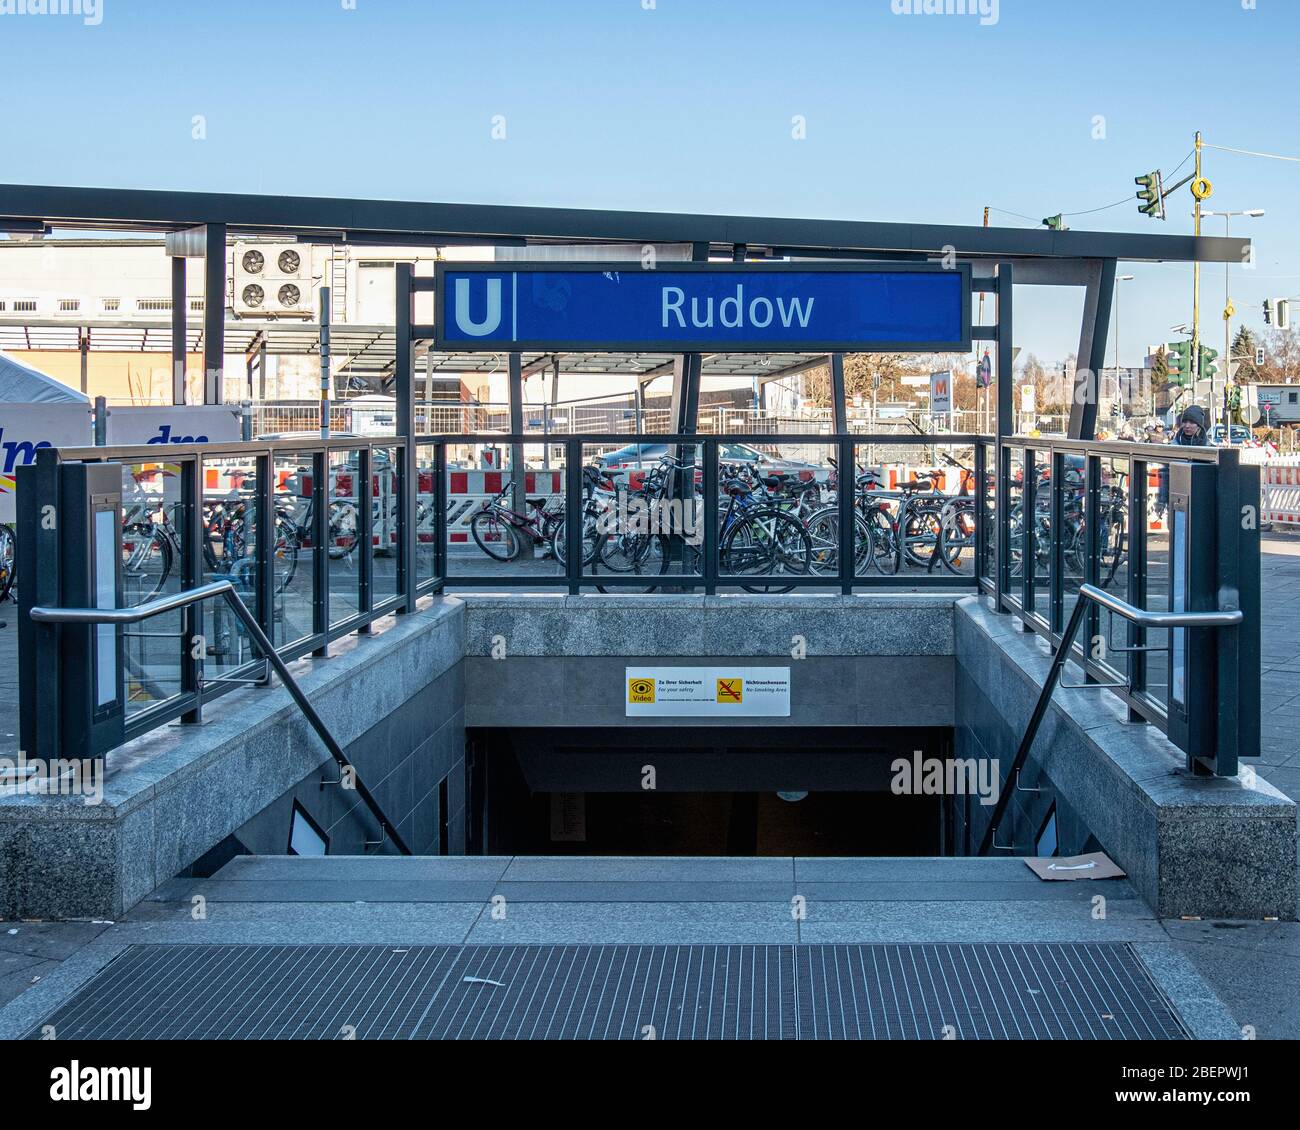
[{"x1": 1259, "y1": 326, "x2": 1300, "y2": 383}]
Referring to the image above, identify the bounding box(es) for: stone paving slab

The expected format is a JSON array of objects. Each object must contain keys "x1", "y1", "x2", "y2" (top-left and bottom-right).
[
  {"x1": 464, "y1": 902, "x2": 802, "y2": 944},
  {"x1": 212, "y1": 855, "x2": 512, "y2": 882},
  {"x1": 499, "y1": 856, "x2": 794, "y2": 883},
  {"x1": 148, "y1": 879, "x2": 500, "y2": 904}
]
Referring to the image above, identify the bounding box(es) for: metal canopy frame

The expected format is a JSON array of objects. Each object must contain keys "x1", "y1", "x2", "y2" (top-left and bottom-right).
[
  {"x1": 0, "y1": 183, "x2": 1244, "y2": 438},
  {"x1": 0, "y1": 182, "x2": 1242, "y2": 263}
]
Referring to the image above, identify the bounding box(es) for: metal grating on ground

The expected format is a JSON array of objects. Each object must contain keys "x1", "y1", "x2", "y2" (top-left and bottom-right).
[{"x1": 29, "y1": 943, "x2": 1188, "y2": 1040}]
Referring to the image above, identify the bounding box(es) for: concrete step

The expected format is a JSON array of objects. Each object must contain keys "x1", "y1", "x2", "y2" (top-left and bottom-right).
[
  {"x1": 146, "y1": 854, "x2": 1139, "y2": 908},
  {"x1": 209, "y1": 854, "x2": 1053, "y2": 885}
]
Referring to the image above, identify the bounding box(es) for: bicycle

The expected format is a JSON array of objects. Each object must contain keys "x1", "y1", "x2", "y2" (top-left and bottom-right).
[
  {"x1": 627, "y1": 458, "x2": 811, "y2": 593},
  {"x1": 887, "y1": 469, "x2": 952, "y2": 574},
  {"x1": 550, "y1": 464, "x2": 615, "y2": 573},
  {"x1": 469, "y1": 479, "x2": 565, "y2": 563},
  {"x1": 933, "y1": 454, "x2": 978, "y2": 576},
  {"x1": 120, "y1": 469, "x2": 301, "y2": 605}
]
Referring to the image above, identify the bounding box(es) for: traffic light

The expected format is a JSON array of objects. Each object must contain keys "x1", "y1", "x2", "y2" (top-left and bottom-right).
[
  {"x1": 1228, "y1": 384, "x2": 1242, "y2": 412},
  {"x1": 1264, "y1": 298, "x2": 1275, "y2": 325},
  {"x1": 1135, "y1": 171, "x2": 1165, "y2": 220},
  {"x1": 1042, "y1": 214, "x2": 1066, "y2": 231},
  {"x1": 1199, "y1": 344, "x2": 1219, "y2": 382},
  {"x1": 1165, "y1": 340, "x2": 1193, "y2": 384}
]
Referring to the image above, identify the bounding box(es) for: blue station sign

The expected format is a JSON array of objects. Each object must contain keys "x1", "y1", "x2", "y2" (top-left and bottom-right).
[{"x1": 434, "y1": 262, "x2": 971, "y2": 353}]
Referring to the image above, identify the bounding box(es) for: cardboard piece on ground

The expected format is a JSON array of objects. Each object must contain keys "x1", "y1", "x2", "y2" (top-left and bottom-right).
[{"x1": 1024, "y1": 851, "x2": 1126, "y2": 881}]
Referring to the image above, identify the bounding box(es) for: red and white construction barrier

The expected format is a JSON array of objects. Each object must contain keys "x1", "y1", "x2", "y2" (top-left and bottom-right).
[
  {"x1": 442, "y1": 469, "x2": 564, "y2": 551},
  {"x1": 1262, "y1": 459, "x2": 1300, "y2": 526}
]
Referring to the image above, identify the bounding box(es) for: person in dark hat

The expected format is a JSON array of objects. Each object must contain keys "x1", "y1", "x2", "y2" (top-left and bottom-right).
[{"x1": 1172, "y1": 405, "x2": 1209, "y2": 446}]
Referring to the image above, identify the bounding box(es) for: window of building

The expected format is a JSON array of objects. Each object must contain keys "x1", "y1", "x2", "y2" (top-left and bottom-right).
[
  {"x1": 12, "y1": 299, "x2": 37, "y2": 313},
  {"x1": 189, "y1": 298, "x2": 204, "y2": 312},
  {"x1": 0, "y1": 300, "x2": 7, "y2": 312},
  {"x1": 137, "y1": 297, "x2": 172, "y2": 312},
  {"x1": 1289, "y1": 392, "x2": 1297, "y2": 405},
  {"x1": 58, "y1": 298, "x2": 80, "y2": 312},
  {"x1": 102, "y1": 298, "x2": 121, "y2": 312}
]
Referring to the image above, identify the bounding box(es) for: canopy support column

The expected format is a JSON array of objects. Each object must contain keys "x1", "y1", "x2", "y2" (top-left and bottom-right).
[
  {"x1": 831, "y1": 353, "x2": 848, "y2": 432},
  {"x1": 171, "y1": 256, "x2": 186, "y2": 404},
  {"x1": 1067, "y1": 258, "x2": 1117, "y2": 439},
  {"x1": 203, "y1": 222, "x2": 225, "y2": 404}
]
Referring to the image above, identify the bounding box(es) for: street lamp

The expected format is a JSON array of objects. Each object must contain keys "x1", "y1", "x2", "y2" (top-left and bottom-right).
[{"x1": 1200, "y1": 208, "x2": 1265, "y2": 439}]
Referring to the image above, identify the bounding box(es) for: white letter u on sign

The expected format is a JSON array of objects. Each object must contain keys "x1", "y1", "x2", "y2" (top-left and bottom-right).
[{"x1": 454, "y1": 277, "x2": 503, "y2": 337}]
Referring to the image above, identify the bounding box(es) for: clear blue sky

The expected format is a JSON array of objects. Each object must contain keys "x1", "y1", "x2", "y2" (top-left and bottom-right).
[{"x1": 2, "y1": 0, "x2": 1298, "y2": 365}]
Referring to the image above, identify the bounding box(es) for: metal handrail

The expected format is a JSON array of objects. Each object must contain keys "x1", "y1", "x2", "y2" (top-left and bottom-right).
[
  {"x1": 29, "y1": 579, "x2": 412, "y2": 856},
  {"x1": 977, "y1": 583, "x2": 1243, "y2": 856},
  {"x1": 1076, "y1": 583, "x2": 1243, "y2": 630}
]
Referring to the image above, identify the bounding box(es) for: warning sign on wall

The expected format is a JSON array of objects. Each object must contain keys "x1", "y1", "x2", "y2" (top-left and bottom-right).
[{"x1": 625, "y1": 667, "x2": 791, "y2": 718}]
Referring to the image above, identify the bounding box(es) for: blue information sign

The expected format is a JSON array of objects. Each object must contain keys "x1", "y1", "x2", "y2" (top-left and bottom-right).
[{"x1": 434, "y1": 262, "x2": 970, "y2": 353}]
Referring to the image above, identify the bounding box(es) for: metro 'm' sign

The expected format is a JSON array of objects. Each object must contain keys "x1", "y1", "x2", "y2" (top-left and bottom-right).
[{"x1": 435, "y1": 262, "x2": 971, "y2": 353}]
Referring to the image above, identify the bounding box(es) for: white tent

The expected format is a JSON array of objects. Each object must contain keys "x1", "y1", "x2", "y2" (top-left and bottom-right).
[{"x1": 0, "y1": 350, "x2": 90, "y2": 404}]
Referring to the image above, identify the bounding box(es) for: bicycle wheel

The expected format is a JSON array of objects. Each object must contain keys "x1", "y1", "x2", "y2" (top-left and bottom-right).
[
  {"x1": 721, "y1": 508, "x2": 810, "y2": 594},
  {"x1": 0, "y1": 524, "x2": 15, "y2": 603},
  {"x1": 598, "y1": 527, "x2": 657, "y2": 573},
  {"x1": 900, "y1": 505, "x2": 944, "y2": 569},
  {"x1": 803, "y1": 507, "x2": 840, "y2": 575},
  {"x1": 122, "y1": 522, "x2": 173, "y2": 604},
  {"x1": 1098, "y1": 510, "x2": 1127, "y2": 586},
  {"x1": 272, "y1": 513, "x2": 300, "y2": 592},
  {"x1": 550, "y1": 512, "x2": 600, "y2": 570},
  {"x1": 327, "y1": 501, "x2": 360, "y2": 559},
  {"x1": 470, "y1": 509, "x2": 521, "y2": 562},
  {"x1": 859, "y1": 505, "x2": 899, "y2": 575},
  {"x1": 937, "y1": 501, "x2": 976, "y2": 575},
  {"x1": 804, "y1": 507, "x2": 873, "y2": 576}
]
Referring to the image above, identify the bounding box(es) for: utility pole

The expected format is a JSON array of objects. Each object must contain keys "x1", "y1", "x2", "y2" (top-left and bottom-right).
[
  {"x1": 1202, "y1": 208, "x2": 1264, "y2": 437},
  {"x1": 1135, "y1": 136, "x2": 1213, "y2": 412},
  {"x1": 1192, "y1": 132, "x2": 1203, "y2": 400}
]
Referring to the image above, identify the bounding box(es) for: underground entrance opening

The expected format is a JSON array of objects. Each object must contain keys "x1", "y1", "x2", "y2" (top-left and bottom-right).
[{"x1": 468, "y1": 726, "x2": 969, "y2": 857}]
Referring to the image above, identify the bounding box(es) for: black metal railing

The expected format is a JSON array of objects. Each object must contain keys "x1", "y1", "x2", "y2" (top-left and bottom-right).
[
  {"x1": 978, "y1": 583, "x2": 1244, "y2": 854},
  {"x1": 42, "y1": 435, "x2": 414, "y2": 742},
  {"x1": 16, "y1": 429, "x2": 1260, "y2": 777},
  {"x1": 984, "y1": 436, "x2": 1260, "y2": 773},
  {"x1": 19, "y1": 431, "x2": 987, "y2": 758},
  {"x1": 28, "y1": 579, "x2": 411, "y2": 855}
]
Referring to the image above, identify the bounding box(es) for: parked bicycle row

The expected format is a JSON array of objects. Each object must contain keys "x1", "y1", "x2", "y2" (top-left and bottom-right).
[
  {"x1": 464, "y1": 450, "x2": 979, "y2": 591},
  {"x1": 0, "y1": 453, "x2": 1161, "y2": 611}
]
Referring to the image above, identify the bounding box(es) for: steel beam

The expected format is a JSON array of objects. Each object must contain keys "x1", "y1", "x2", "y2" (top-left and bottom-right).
[
  {"x1": 171, "y1": 256, "x2": 186, "y2": 404},
  {"x1": 1067, "y1": 259, "x2": 1117, "y2": 439},
  {"x1": 0, "y1": 183, "x2": 1244, "y2": 264},
  {"x1": 203, "y1": 223, "x2": 225, "y2": 404},
  {"x1": 830, "y1": 354, "x2": 848, "y2": 433}
]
